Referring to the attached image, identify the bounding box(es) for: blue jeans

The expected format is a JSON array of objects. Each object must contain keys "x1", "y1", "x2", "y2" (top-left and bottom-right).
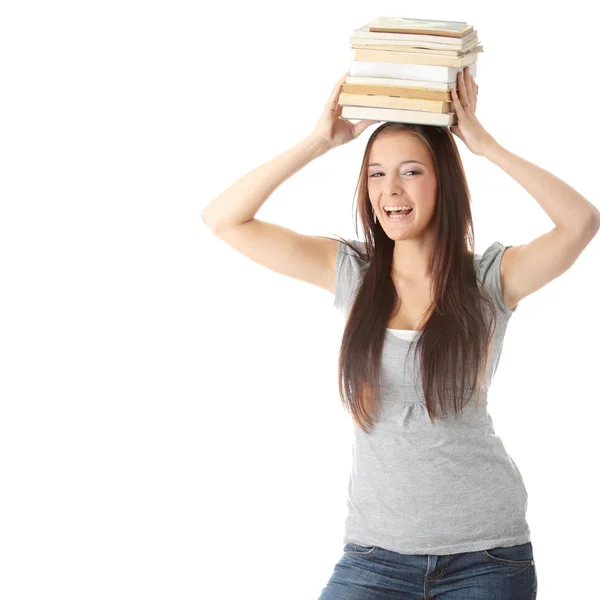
[{"x1": 317, "y1": 541, "x2": 537, "y2": 599}]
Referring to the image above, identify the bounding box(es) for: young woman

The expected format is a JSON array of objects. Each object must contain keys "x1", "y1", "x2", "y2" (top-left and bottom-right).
[{"x1": 202, "y1": 67, "x2": 599, "y2": 599}]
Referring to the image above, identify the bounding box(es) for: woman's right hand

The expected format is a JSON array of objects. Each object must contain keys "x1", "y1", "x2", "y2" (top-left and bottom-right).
[{"x1": 310, "y1": 71, "x2": 379, "y2": 151}]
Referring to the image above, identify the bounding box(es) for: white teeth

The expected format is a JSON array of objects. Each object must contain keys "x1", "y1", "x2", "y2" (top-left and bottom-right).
[{"x1": 383, "y1": 205, "x2": 412, "y2": 211}]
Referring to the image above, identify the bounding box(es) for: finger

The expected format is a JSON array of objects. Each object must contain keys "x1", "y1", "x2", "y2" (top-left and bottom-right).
[
  {"x1": 458, "y1": 69, "x2": 471, "y2": 110},
  {"x1": 334, "y1": 71, "x2": 349, "y2": 89},
  {"x1": 450, "y1": 86, "x2": 465, "y2": 119},
  {"x1": 327, "y1": 72, "x2": 350, "y2": 112},
  {"x1": 465, "y1": 66, "x2": 476, "y2": 110},
  {"x1": 465, "y1": 66, "x2": 474, "y2": 92},
  {"x1": 456, "y1": 71, "x2": 465, "y2": 105}
]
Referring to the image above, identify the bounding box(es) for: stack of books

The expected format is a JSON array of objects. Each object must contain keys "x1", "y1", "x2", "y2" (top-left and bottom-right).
[{"x1": 339, "y1": 16, "x2": 483, "y2": 127}]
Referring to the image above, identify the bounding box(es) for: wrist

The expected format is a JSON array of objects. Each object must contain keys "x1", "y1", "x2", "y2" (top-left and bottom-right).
[
  {"x1": 306, "y1": 134, "x2": 332, "y2": 156},
  {"x1": 482, "y1": 138, "x2": 503, "y2": 160}
]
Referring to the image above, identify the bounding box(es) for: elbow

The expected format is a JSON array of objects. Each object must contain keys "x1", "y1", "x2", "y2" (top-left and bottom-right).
[
  {"x1": 591, "y1": 209, "x2": 600, "y2": 232},
  {"x1": 577, "y1": 209, "x2": 600, "y2": 243},
  {"x1": 584, "y1": 208, "x2": 600, "y2": 236}
]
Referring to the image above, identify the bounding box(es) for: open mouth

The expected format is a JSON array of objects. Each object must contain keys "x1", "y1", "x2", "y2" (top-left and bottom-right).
[{"x1": 383, "y1": 207, "x2": 414, "y2": 221}]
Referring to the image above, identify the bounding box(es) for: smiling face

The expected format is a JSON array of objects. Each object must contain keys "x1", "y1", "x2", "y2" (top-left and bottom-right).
[{"x1": 367, "y1": 131, "x2": 438, "y2": 240}]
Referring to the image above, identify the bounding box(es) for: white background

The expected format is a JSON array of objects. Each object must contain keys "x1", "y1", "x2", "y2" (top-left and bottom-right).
[{"x1": 1, "y1": 2, "x2": 598, "y2": 599}]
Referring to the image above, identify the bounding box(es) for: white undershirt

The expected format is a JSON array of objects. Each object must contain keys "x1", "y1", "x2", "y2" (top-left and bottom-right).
[{"x1": 386, "y1": 328, "x2": 419, "y2": 341}]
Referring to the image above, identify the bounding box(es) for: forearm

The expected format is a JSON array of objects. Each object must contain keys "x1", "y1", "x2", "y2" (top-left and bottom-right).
[
  {"x1": 483, "y1": 141, "x2": 600, "y2": 232},
  {"x1": 202, "y1": 135, "x2": 331, "y2": 232}
]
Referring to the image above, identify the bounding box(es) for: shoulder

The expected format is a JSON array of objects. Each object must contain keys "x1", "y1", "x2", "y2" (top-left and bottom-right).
[
  {"x1": 474, "y1": 241, "x2": 505, "y2": 279},
  {"x1": 335, "y1": 239, "x2": 368, "y2": 276},
  {"x1": 474, "y1": 241, "x2": 518, "y2": 317},
  {"x1": 333, "y1": 239, "x2": 368, "y2": 312},
  {"x1": 337, "y1": 239, "x2": 367, "y2": 259}
]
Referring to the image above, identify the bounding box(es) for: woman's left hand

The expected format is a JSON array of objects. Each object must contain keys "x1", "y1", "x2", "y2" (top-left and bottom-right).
[{"x1": 450, "y1": 66, "x2": 497, "y2": 157}]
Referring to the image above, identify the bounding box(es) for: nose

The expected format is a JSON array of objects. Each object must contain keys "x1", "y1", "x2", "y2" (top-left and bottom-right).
[{"x1": 382, "y1": 173, "x2": 407, "y2": 195}]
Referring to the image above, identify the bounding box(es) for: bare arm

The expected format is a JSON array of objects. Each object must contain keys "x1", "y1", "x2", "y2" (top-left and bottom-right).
[
  {"x1": 201, "y1": 135, "x2": 330, "y2": 233},
  {"x1": 202, "y1": 136, "x2": 340, "y2": 293},
  {"x1": 482, "y1": 140, "x2": 600, "y2": 310},
  {"x1": 202, "y1": 72, "x2": 376, "y2": 294}
]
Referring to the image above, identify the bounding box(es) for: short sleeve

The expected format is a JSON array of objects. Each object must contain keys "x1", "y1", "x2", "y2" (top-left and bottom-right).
[
  {"x1": 475, "y1": 241, "x2": 518, "y2": 319},
  {"x1": 333, "y1": 240, "x2": 368, "y2": 314}
]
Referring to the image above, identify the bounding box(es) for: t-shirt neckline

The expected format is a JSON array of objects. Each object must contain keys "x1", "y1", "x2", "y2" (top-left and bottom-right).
[{"x1": 385, "y1": 329, "x2": 421, "y2": 346}]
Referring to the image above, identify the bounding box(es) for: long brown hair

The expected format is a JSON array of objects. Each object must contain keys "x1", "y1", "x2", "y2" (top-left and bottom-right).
[{"x1": 323, "y1": 122, "x2": 499, "y2": 434}]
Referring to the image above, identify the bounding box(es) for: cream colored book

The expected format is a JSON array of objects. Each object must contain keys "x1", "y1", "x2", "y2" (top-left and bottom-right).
[
  {"x1": 353, "y1": 47, "x2": 481, "y2": 68},
  {"x1": 341, "y1": 105, "x2": 457, "y2": 127},
  {"x1": 350, "y1": 22, "x2": 478, "y2": 51},
  {"x1": 369, "y1": 16, "x2": 474, "y2": 38},
  {"x1": 338, "y1": 92, "x2": 454, "y2": 115}
]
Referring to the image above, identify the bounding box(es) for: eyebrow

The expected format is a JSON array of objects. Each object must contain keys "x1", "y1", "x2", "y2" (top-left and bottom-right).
[{"x1": 368, "y1": 160, "x2": 426, "y2": 167}]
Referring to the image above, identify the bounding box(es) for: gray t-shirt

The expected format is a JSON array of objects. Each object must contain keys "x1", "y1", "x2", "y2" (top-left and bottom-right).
[{"x1": 334, "y1": 239, "x2": 530, "y2": 555}]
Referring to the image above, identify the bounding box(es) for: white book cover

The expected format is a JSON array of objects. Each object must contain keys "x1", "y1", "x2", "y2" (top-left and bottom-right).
[{"x1": 349, "y1": 60, "x2": 477, "y2": 84}]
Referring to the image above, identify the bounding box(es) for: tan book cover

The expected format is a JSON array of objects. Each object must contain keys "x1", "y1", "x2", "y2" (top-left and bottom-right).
[{"x1": 369, "y1": 16, "x2": 474, "y2": 38}]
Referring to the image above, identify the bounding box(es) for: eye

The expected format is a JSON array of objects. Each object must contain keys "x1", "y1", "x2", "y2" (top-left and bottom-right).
[{"x1": 369, "y1": 170, "x2": 421, "y2": 178}]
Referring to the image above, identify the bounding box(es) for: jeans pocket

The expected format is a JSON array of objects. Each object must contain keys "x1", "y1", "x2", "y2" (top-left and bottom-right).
[
  {"x1": 343, "y1": 543, "x2": 377, "y2": 557},
  {"x1": 482, "y1": 542, "x2": 535, "y2": 567}
]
